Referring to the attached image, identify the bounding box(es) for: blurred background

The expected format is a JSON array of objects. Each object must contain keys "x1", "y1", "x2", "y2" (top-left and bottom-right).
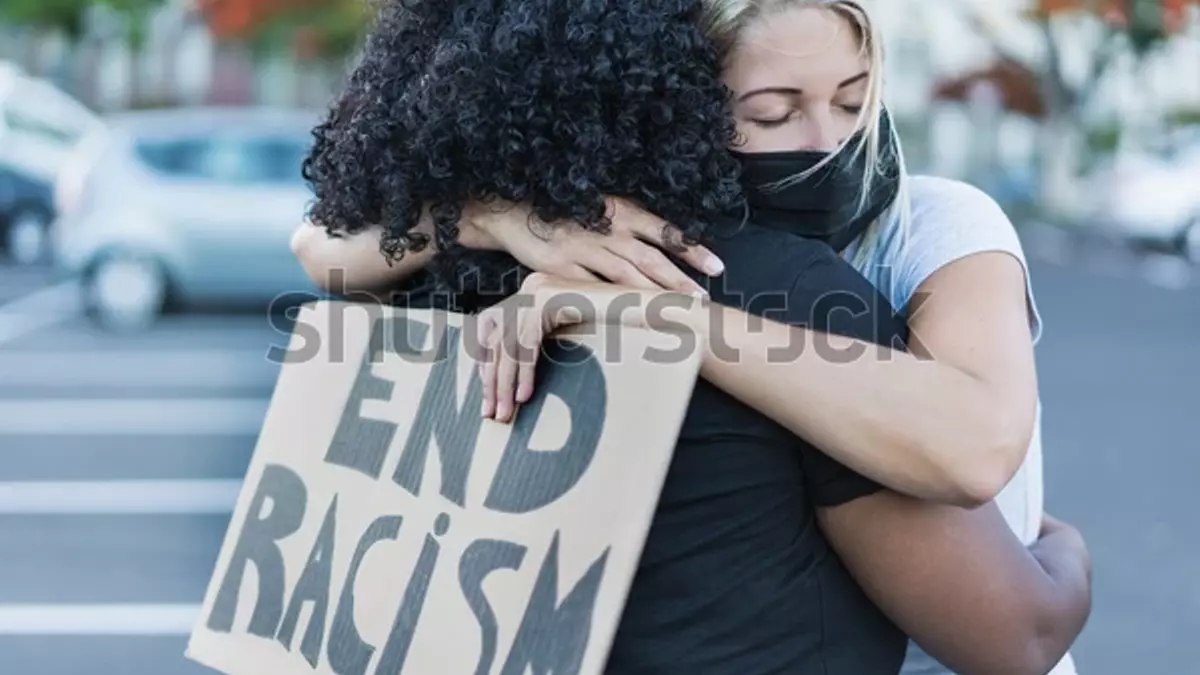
[{"x1": 0, "y1": 0, "x2": 1196, "y2": 673}]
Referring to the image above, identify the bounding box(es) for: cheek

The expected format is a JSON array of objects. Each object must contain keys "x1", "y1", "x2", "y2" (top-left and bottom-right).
[{"x1": 830, "y1": 113, "x2": 862, "y2": 143}]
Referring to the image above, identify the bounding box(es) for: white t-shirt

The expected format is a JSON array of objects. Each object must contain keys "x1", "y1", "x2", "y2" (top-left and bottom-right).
[{"x1": 841, "y1": 175, "x2": 1076, "y2": 675}]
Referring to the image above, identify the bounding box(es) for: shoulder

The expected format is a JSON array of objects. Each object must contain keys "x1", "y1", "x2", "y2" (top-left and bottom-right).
[
  {"x1": 884, "y1": 175, "x2": 1028, "y2": 280},
  {"x1": 884, "y1": 175, "x2": 1043, "y2": 342},
  {"x1": 905, "y1": 176, "x2": 1017, "y2": 243}
]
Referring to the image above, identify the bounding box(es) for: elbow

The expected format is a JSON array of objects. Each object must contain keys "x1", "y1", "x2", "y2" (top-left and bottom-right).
[
  {"x1": 1004, "y1": 629, "x2": 1076, "y2": 675},
  {"x1": 955, "y1": 625, "x2": 1077, "y2": 675},
  {"x1": 997, "y1": 584, "x2": 1090, "y2": 675},
  {"x1": 289, "y1": 223, "x2": 311, "y2": 259},
  {"x1": 934, "y1": 410, "x2": 1033, "y2": 509},
  {"x1": 1017, "y1": 593, "x2": 1091, "y2": 675},
  {"x1": 290, "y1": 224, "x2": 337, "y2": 293}
]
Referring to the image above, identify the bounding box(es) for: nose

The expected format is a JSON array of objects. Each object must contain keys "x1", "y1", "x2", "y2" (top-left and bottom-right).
[{"x1": 796, "y1": 110, "x2": 842, "y2": 152}]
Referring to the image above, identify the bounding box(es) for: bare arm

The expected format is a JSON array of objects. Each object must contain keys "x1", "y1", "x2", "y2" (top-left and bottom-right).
[
  {"x1": 478, "y1": 248, "x2": 1035, "y2": 507},
  {"x1": 818, "y1": 497, "x2": 1091, "y2": 675},
  {"x1": 290, "y1": 220, "x2": 435, "y2": 295},
  {"x1": 290, "y1": 200, "x2": 509, "y2": 295},
  {"x1": 694, "y1": 251, "x2": 1036, "y2": 506},
  {"x1": 291, "y1": 197, "x2": 724, "y2": 296},
  {"x1": 471, "y1": 274, "x2": 1089, "y2": 672}
]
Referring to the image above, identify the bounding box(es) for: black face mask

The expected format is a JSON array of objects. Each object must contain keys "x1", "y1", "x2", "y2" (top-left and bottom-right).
[{"x1": 731, "y1": 110, "x2": 901, "y2": 252}]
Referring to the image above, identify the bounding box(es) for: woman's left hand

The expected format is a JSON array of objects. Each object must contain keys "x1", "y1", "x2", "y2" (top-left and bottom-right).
[
  {"x1": 474, "y1": 272, "x2": 709, "y2": 422},
  {"x1": 474, "y1": 273, "x2": 588, "y2": 422}
]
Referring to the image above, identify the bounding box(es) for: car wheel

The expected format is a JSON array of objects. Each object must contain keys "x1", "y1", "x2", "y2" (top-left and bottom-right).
[
  {"x1": 5, "y1": 210, "x2": 51, "y2": 265},
  {"x1": 84, "y1": 253, "x2": 169, "y2": 331}
]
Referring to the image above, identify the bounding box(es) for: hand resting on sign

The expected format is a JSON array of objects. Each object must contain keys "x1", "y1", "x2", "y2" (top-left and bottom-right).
[{"x1": 473, "y1": 272, "x2": 707, "y2": 422}]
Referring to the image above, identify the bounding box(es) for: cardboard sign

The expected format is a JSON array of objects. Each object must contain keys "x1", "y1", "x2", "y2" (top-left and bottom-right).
[{"x1": 186, "y1": 301, "x2": 701, "y2": 675}]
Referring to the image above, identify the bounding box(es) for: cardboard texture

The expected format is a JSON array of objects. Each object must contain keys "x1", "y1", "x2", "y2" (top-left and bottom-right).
[{"x1": 186, "y1": 301, "x2": 701, "y2": 675}]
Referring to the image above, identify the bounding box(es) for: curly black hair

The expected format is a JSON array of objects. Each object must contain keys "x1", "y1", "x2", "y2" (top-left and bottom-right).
[{"x1": 302, "y1": 0, "x2": 744, "y2": 309}]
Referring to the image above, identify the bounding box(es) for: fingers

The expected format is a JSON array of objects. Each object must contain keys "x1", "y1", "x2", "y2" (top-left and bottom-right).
[
  {"x1": 555, "y1": 264, "x2": 603, "y2": 283},
  {"x1": 493, "y1": 326, "x2": 522, "y2": 423},
  {"x1": 612, "y1": 199, "x2": 724, "y2": 278},
  {"x1": 673, "y1": 241, "x2": 725, "y2": 277},
  {"x1": 477, "y1": 303, "x2": 543, "y2": 424},
  {"x1": 578, "y1": 247, "x2": 661, "y2": 290},
  {"x1": 476, "y1": 311, "x2": 500, "y2": 420},
  {"x1": 497, "y1": 311, "x2": 544, "y2": 422},
  {"x1": 605, "y1": 237, "x2": 707, "y2": 294}
]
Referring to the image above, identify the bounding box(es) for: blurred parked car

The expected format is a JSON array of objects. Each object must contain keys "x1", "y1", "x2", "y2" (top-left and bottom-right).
[
  {"x1": 52, "y1": 106, "x2": 322, "y2": 330},
  {"x1": 1084, "y1": 129, "x2": 1200, "y2": 261},
  {"x1": 0, "y1": 61, "x2": 102, "y2": 264},
  {"x1": 0, "y1": 164, "x2": 54, "y2": 264}
]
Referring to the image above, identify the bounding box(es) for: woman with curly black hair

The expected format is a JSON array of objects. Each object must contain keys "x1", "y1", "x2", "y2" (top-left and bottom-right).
[
  {"x1": 294, "y1": 1, "x2": 1090, "y2": 674},
  {"x1": 300, "y1": 0, "x2": 743, "y2": 309}
]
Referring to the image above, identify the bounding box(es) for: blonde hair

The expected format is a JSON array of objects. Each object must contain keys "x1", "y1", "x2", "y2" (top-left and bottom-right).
[{"x1": 698, "y1": 0, "x2": 910, "y2": 267}]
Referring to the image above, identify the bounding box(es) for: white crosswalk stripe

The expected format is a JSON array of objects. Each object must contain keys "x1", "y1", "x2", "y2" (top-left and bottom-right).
[
  {"x1": 0, "y1": 398, "x2": 270, "y2": 436},
  {"x1": 0, "y1": 283, "x2": 282, "y2": 654},
  {"x1": 0, "y1": 349, "x2": 280, "y2": 390},
  {"x1": 0, "y1": 604, "x2": 200, "y2": 636},
  {"x1": 0, "y1": 479, "x2": 243, "y2": 515}
]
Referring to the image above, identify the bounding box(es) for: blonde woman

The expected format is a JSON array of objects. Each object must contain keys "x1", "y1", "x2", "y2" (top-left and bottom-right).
[{"x1": 293, "y1": 1, "x2": 1084, "y2": 673}]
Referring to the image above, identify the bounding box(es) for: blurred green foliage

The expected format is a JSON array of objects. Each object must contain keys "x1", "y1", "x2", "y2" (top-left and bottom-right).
[
  {"x1": 96, "y1": 0, "x2": 165, "y2": 49},
  {"x1": 1167, "y1": 107, "x2": 1200, "y2": 127},
  {"x1": 0, "y1": 0, "x2": 88, "y2": 38},
  {"x1": 0, "y1": 0, "x2": 164, "y2": 46},
  {"x1": 1086, "y1": 123, "x2": 1123, "y2": 154},
  {"x1": 250, "y1": 0, "x2": 369, "y2": 61},
  {"x1": 1123, "y1": 0, "x2": 1180, "y2": 55}
]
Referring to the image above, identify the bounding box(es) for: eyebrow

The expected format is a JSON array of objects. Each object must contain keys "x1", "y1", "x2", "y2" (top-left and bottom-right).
[{"x1": 736, "y1": 71, "x2": 870, "y2": 103}]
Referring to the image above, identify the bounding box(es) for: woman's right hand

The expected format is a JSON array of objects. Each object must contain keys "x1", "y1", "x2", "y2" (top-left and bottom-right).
[{"x1": 466, "y1": 196, "x2": 725, "y2": 295}]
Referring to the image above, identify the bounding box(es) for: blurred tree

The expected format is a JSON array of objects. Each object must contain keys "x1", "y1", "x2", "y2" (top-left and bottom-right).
[
  {"x1": 955, "y1": 0, "x2": 1198, "y2": 220},
  {"x1": 251, "y1": 0, "x2": 369, "y2": 62},
  {"x1": 93, "y1": 0, "x2": 167, "y2": 106},
  {"x1": 0, "y1": 0, "x2": 90, "y2": 79},
  {"x1": 0, "y1": 0, "x2": 89, "y2": 39},
  {"x1": 196, "y1": 0, "x2": 368, "y2": 105},
  {"x1": 197, "y1": 0, "x2": 367, "y2": 59}
]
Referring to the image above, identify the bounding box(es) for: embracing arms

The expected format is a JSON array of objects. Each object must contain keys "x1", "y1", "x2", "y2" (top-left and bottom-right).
[
  {"x1": 292, "y1": 195, "x2": 1036, "y2": 506},
  {"x1": 468, "y1": 272, "x2": 1091, "y2": 674},
  {"x1": 819, "y1": 496, "x2": 1090, "y2": 675},
  {"x1": 290, "y1": 197, "x2": 721, "y2": 297},
  {"x1": 680, "y1": 250, "x2": 1037, "y2": 506},
  {"x1": 468, "y1": 273, "x2": 1099, "y2": 672}
]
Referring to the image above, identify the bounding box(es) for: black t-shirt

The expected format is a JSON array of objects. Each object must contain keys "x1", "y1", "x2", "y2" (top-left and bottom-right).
[
  {"x1": 391, "y1": 221, "x2": 909, "y2": 675},
  {"x1": 604, "y1": 222, "x2": 908, "y2": 675}
]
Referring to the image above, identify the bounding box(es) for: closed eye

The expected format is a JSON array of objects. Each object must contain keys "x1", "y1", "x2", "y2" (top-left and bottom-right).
[{"x1": 750, "y1": 114, "x2": 793, "y2": 128}]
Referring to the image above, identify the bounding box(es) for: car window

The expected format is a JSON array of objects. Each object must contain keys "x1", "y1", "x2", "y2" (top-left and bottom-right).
[
  {"x1": 135, "y1": 137, "x2": 211, "y2": 176},
  {"x1": 199, "y1": 136, "x2": 253, "y2": 182},
  {"x1": 134, "y1": 133, "x2": 310, "y2": 185},
  {"x1": 244, "y1": 136, "x2": 310, "y2": 184}
]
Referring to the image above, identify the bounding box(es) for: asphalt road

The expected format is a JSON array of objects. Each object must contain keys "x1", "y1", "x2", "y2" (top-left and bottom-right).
[{"x1": 0, "y1": 251, "x2": 1195, "y2": 675}]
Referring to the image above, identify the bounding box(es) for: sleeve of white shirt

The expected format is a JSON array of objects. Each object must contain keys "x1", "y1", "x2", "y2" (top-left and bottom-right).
[{"x1": 896, "y1": 176, "x2": 1043, "y2": 344}]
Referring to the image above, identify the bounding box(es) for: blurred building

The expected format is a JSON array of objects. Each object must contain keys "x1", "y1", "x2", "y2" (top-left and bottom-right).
[
  {"x1": 1, "y1": 0, "x2": 1197, "y2": 218},
  {"x1": 0, "y1": 0, "x2": 350, "y2": 111}
]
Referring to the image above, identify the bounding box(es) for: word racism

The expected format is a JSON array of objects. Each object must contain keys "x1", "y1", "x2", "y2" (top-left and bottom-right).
[{"x1": 201, "y1": 313, "x2": 617, "y2": 675}]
